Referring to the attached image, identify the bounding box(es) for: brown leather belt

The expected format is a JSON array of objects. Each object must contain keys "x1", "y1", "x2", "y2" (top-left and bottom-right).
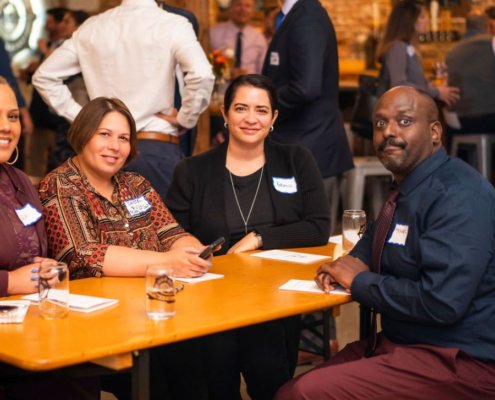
[{"x1": 137, "y1": 131, "x2": 179, "y2": 145}]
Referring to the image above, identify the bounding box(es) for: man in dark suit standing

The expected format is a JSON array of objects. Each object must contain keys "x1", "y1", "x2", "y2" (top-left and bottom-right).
[{"x1": 262, "y1": 0, "x2": 353, "y2": 235}]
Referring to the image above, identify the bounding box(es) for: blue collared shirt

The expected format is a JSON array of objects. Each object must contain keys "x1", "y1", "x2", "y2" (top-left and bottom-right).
[{"x1": 351, "y1": 148, "x2": 495, "y2": 361}]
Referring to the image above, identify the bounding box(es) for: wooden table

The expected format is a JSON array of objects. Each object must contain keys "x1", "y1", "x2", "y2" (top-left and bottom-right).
[{"x1": 0, "y1": 243, "x2": 350, "y2": 399}]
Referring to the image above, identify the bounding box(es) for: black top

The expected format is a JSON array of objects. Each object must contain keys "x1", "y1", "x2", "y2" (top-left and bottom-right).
[
  {"x1": 225, "y1": 167, "x2": 274, "y2": 245},
  {"x1": 166, "y1": 140, "x2": 330, "y2": 254}
]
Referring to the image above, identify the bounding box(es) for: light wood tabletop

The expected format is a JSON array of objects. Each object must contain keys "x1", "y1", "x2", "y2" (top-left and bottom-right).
[{"x1": 0, "y1": 243, "x2": 350, "y2": 396}]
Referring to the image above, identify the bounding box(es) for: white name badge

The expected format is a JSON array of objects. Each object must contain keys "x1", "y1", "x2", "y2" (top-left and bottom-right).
[
  {"x1": 406, "y1": 45, "x2": 416, "y2": 57},
  {"x1": 388, "y1": 223, "x2": 409, "y2": 246},
  {"x1": 124, "y1": 196, "x2": 151, "y2": 216},
  {"x1": 273, "y1": 177, "x2": 297, "y2": 194},
  {"x1": 15, "y1": 203, "x2": 42, "y2": 226},
  {"x1": 269, "y1": 51, "x2": 280, "y2": 66}
]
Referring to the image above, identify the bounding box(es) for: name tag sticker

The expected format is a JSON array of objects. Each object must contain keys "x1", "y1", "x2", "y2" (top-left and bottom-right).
[
  {"x1": 124, "y1": 196, "x2": 151, "y2": 216},
  {"x1": 269, "y1": 51, "x2": 280, "y2": 66},
  {"x1": 15, "y1": 203, "x2": 42, "y2": 226},
  {"x1": 273, "y1": 177, "x2": 297, "y2": 194},
  {"x1": 388, "y1": 223, "x2": 409, "y2": 246}
]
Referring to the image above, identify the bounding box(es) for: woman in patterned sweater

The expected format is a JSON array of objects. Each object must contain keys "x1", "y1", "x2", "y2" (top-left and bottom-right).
[{"x1": 39, "y1": 97, "x2": 210, "y2": 280}]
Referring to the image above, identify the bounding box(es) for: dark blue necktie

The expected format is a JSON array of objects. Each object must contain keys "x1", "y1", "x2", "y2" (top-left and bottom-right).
[
  {"x1": 275, "y1": 11, "x2": 285, "y2": 31},
  {"x1": 234, "y1": 31, "x2": 242, "y2": 68}
]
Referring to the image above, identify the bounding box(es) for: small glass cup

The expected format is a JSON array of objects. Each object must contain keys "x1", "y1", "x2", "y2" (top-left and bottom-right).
[
  {"x1": 39, "y1": 261, "x2": 69, "y2": 319},
  {"x1": 342, "y1": 210, "x2": 367, "y2": 253},
  {"x1": 146, "y1": 265, "x2": 176, "y2": 320}
]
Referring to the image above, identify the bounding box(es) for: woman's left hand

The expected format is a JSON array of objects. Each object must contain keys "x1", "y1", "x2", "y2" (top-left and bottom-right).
[{"x1": 227, "y1": 232, "x2": 260, "y2": 254}]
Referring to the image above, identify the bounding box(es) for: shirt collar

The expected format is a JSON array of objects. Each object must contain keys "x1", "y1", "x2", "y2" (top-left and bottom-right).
[
  {"x1": 226, "y1": 19, "x2": 243, "y2": 33},
  {"x1": 68, "y1": 157, "x2": 121, "y2": 201},
  {"x1": 121, "y1": 0, "x2": 157, "y2": 8},
  {"x1": 398, "y1": 147, "x2": 449, "y2": 196},
  {"x1": 282, "y1": 0, "x2": 299, "y2": 15}
]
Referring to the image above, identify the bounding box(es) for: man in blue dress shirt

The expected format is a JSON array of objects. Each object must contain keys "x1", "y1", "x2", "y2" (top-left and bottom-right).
[{"x1": 276, "y1": 86, "x2": 495, "y2": 399}]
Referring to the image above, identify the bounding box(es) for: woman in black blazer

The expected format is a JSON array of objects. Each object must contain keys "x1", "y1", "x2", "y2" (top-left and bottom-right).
[{"x1": 166, "y1": 74, "x2": 330, "y2": 400}]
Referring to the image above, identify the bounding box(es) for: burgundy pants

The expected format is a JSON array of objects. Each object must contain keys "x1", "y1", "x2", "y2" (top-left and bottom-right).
[{"x1": 275, "y1": 334, "x2": 495, "y2": 400}]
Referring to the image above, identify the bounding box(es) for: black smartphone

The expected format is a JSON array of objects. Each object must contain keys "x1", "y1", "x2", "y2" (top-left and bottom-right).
[
  {"x1": 0, "y1": 305, "x2": 18, "y2": 312},
  {"x1": 199, "y1": 237, "x2": 225, "y2": 259}
]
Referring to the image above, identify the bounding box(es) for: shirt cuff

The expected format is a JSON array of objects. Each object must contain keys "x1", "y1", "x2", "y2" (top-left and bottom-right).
[{"x1": 350, "y1": 270, "x2": 381, "y2": 308}]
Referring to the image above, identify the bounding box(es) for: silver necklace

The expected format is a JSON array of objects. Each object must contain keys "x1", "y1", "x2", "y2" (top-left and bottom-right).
[{"x1": 228, "y1": 166, "x2": 264, "y2": 235}]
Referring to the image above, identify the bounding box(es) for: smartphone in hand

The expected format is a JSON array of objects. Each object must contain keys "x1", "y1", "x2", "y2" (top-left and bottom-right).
[{"x1": 199, "y1": 237, "x2": 225, "y2": 259}]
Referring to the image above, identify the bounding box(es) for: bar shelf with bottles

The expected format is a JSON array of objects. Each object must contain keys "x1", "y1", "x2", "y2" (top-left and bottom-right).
[
  {"x1": 418, "y1": 29, "x2": 461, "y2": 42},
  {"x1": 420, "y1": 0, "x2": 466, "y2": 76}
]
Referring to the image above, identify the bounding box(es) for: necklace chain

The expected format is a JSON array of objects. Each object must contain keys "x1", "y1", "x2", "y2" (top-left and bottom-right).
[{"x1": 229, "y1": 166, "x2": 264, "y2": 235}]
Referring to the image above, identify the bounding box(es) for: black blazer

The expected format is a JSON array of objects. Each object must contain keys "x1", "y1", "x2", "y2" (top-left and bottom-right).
[
  {"x1": 166, "y1": 140, "x2": 330, "y2": 254},
  {"x1": 262, "y1": 0, "x2": 353, "y2": 178}
]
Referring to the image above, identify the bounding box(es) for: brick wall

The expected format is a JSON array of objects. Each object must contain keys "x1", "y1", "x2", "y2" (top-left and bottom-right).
[{"x1": 321, "y1": 0, "x2": 391, "y2": 59}]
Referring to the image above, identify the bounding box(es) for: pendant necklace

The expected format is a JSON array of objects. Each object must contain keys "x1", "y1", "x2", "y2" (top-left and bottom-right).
[{"x1": 229, "y1": 166, "x2": 264, "y2": 235}]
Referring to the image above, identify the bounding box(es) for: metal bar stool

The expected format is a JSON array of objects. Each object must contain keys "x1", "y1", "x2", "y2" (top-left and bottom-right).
[
  {"x1": 450, "y1": 134, "x2": 495, "y2": 181},
  {"x1": 344, "y1": 156, "x2": 392, "y2": 218}
]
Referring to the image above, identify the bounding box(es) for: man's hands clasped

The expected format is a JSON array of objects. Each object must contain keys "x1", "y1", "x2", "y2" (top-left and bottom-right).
[{"x1": 315, "y1": 255, "x2": 369, "y2": 293}]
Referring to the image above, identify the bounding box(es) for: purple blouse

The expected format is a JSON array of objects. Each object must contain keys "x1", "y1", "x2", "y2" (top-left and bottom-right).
[{"x1": 0, "y1": 165, "x2": 47, "y2": 297}]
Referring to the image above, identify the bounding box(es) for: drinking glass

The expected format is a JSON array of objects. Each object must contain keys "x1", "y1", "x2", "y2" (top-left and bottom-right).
[
  {"x1": 39, "y1": 261, "x2": 69, "y2": 319},
  {"x1": 342, "y1": 210, "x2": 367, "y2": 253},
  {"x1": 146, "y1": 265, "x2": 176, "y2": 320}
]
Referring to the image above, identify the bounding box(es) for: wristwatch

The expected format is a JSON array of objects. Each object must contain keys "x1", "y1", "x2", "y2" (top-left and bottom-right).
[{"x1": 253, "y1": 230, "x2": 263, "y2": 248}]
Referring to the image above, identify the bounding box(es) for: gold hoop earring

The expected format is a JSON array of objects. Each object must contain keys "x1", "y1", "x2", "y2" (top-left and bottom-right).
[
  {"x1": 224, "y1": 122, "x2": 228, "y2": 128},
  {"x1": 6, "y1": 146, "x2": 19, "y2": 165},
  {"x1": 270, "y1": 126, "x2": 274, "y2": 132}
]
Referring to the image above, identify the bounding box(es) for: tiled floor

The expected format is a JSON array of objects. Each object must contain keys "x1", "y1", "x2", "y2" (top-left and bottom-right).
[{"x1": 101, "y1": 302, "x2": 360, "y2": 400}]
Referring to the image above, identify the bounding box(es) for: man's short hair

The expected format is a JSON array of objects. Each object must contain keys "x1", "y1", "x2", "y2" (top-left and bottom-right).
[
  {"x1": 47, "y1": 7, "x2": 68, "y2": 23},
  {"x1": 377, "y1": 86, "x2": 440, "y2": 123},
  {"x1": 415, "y1": 88, "x2": 439, "y2": 123}
]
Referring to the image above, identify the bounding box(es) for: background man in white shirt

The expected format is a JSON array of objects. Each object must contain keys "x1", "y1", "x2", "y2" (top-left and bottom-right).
[{"x1": 33, "y1": 0, "x2": 214, "y2": 198}]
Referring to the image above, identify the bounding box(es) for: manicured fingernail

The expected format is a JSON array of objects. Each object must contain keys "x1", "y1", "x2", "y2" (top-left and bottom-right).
[
  {"x1": 31, "y1": 275, "x2": 39, "y2": 281},
  {"x1": 31, "y1": 267, "x2": 38, "y2": 273}
]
